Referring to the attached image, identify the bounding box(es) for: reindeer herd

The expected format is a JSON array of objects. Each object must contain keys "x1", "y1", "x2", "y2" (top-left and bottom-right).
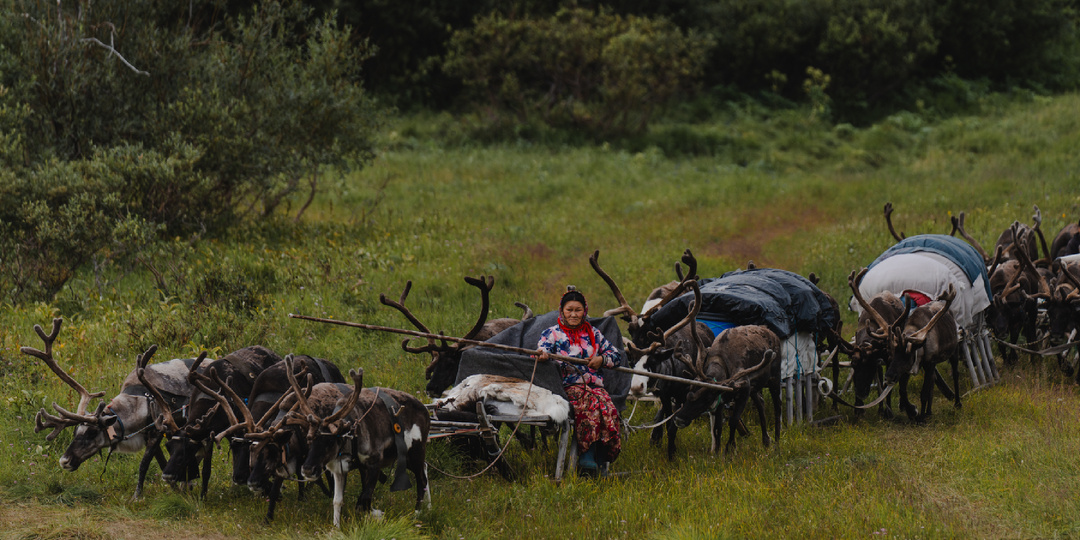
[{"x1": 20, "y1": 203, "x2": 1080, "y2": 527}]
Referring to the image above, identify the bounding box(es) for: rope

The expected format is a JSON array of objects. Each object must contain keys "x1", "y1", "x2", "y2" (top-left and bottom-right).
[
  {"x1": 624, "y1": 408, "x2": 679, "y2": 432},
  {"x1": 989, "y1": 335, "x2": 1079, "y2": 357},
  {"x1": 426, "y1": 355, "x2": 540, "y2": 480},
  {"x1": 623, "y1": 396, "x2": 640, "y2": 423}
]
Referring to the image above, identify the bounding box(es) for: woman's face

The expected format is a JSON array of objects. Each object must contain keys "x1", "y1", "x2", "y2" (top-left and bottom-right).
[{"x1": 561, "y1": 300, "x2": 586, "y2": 328}]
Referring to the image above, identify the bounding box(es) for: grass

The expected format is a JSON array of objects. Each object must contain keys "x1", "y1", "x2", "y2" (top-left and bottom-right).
[{"x1": 2, "y1": 93, "x2": 1080, "y2": 538}]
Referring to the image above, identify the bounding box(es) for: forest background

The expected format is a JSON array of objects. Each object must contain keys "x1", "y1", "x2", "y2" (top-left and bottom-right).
[{"x1": 1, "y1": 0, "x2": 1079, "y2": 538}]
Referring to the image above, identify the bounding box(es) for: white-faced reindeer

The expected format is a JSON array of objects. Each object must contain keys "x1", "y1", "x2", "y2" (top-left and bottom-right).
[
  {"x1": 25, "y1": 318, "x2": 199, "y2": 499},
  {"x1": 590, "y1": 249, "x2": 710, "y2": 459},
  {"x1": 381, "y1": 275, "x2": 533, "y2": 397},
  {"x1": 285, "y1": 357, "x2": 431, "y2": 527}
]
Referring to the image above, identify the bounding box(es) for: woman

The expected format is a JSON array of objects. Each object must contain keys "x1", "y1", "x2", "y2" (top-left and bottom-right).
[{"x1": 536, "y1": 287, "x2": 623, "y2": 473}]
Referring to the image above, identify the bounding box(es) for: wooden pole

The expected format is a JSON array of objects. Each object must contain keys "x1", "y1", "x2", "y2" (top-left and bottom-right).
[{"x1": 288, "y1": 313, "x2": 733, "y2": 392}]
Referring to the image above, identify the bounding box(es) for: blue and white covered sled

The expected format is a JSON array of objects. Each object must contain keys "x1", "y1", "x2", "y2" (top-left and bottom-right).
[{"x1": 850, "y1": 234, "x2": 999, "y2": 388}]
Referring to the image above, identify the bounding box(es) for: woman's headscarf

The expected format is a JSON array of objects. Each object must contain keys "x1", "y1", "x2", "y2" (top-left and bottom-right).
[{"x1": 558, "y1": 288, "x2": 596, "y2": 351}]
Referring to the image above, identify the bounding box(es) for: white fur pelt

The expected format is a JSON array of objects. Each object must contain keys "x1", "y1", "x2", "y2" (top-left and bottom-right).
[{"x1": 432, "y1": 374, "x2": 569, "y2": 424}]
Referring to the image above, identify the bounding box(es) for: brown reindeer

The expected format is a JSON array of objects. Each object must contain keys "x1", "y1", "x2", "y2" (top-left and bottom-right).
[
  {"x1": 876, "y1": 284, "x2": 961, "y2": 422},
  {"x1": 673, "y1": 318, "x2": 781, "y2": 455},
  {"x1": 286, "y1": 357, "x2": 431, "y2": 527},
  {"x1": 843, "y1": 268, "x2": 907, "y2": 419},
  {"x1": 1049, "y1": 220, "x2": 1080, "y2": 259}
]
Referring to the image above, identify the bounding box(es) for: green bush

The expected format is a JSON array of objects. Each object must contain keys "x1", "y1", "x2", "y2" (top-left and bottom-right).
[
  {"x1": 442, "y1": 7, "x2": 712, "y2": 137},
  {"x1": 0, "y1": 0, "x2": 384, "y2": 304}
]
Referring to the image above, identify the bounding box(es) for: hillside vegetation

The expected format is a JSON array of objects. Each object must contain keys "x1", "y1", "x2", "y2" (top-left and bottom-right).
[{"x1": 2, "y1": 94, "x2": 1080, "y2": 539}]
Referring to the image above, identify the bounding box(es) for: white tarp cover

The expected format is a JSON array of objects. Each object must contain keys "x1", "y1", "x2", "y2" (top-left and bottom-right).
[
  {"x1": 778, "y1": 332, "x2": 819, "y2": 380},
  {"x1": 850, "y1": 251, "x2": 991, "y2": 329}
]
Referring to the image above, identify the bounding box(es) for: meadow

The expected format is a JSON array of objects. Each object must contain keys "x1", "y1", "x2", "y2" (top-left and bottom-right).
[{"x1": 2, "y1": 93, "x2": 1080, "y2": 539}]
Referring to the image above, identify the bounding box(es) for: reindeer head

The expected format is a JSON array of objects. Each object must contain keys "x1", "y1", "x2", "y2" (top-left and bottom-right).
[
  {"x1": 884, "y1": 285, "x2": 958, "y2": 385},
  {"x1": 590, "y1": 248, "x2": 699, "y2": 352},
  {"x1": 1047, "y1": 261, "x2": 1080, "y2": 343}
]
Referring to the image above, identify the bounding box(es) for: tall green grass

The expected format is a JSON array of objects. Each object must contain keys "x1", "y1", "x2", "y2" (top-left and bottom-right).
[{"x1": 3, "y1": 94, "x2": 1080, "y2": 538}]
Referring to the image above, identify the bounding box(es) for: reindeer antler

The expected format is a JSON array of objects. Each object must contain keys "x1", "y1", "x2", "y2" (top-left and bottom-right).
[
  {"x1": 25, "y1": 318, "x2": 107, "y2": 440},
  {"x1": 849, "y1": 269, "x2": 892, "y2": 341},
  {"x1": 953, "y1": 212, "x2": 990, "y2": 264},
  {"x1": 1032, "y1": 205, "x2": 1051, "y2": 264},
  {"x1": 590, "y1": 250, "x2": 639, "y2": 320},
  {"x1": 514, "y1": 302, "x2": 534, "y2": 320},
  {"x1": 906, "y1": 284, "x2": 957, "y2": 345},
  {"x1": 319, "y1": 368, "x2": 364, "y2": 434},
  {"x1": 884, "y1": 203, "x2": 905, "y2": 242},
  {"x1": 135, "y1": 345, "x2": 183, "y2": 434},
  {"x1": 380, "y1": 281, "x2": 444, "y2": 354},
  {"x1": 1012, "y1": 229, "x2": 1051, "y2": 299},
  {"x1": 459, "y1": 275, "x2": 495, "y2": 343}
]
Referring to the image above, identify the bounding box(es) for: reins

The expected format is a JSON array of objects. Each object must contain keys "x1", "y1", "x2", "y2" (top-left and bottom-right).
[{"x1": 425, "y1": 354, "x2": 541, "y2": 480}]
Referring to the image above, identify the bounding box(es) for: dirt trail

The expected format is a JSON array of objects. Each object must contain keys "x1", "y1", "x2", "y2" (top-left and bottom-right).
[
  {"x1": 703, "y1": 204, "x2": 831, "y2": 268},
  {"x1": 0, "y1": 502, "x2": 236, "y2": 540}
]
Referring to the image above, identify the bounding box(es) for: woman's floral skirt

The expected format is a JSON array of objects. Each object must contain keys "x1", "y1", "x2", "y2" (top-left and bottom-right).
[{"x1": 565, "y1": 383, "x2": 621, "y2": 462}]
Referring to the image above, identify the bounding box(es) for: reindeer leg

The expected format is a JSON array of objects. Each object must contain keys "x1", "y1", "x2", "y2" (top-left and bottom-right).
[
  {"x1": 899, "y1": 374, "x2": 918, "y2": 420},
  {"x1": 726, "y1": 388, "x2": 750, "y2": 455},
  {"x1": 879, "y1": 367, "x2": 894, "y2": 420},
  {"x1": 329, "y1": 460, "x2": 348, "y2": 528},
  {"x1": 650, "y1": 398, "x2": 667, "y2": 447},
  {"x1": 665, "y1": 395, "x2": 680, "y2": 460},
  {"x1": 410, "y1": 448, "x2": 429, "y2": 512},
  {"x1": 357, "y1": 465, "x2": 381, "y2": 516},
  {"x1": 917, "y1": 367, "x2": 935, "y2": 423},
  {"x1": 263, "y1": 477, "x2": 284, "y2": 524},
  {"x1": 750, "y1": 390, "x2": 769, "y2": 448},
  {"x1": 199, "y1": 442, "x2": 214, "y2": 499},
  {"x1": 135, "y1": 434, "x2": 165, "y2": 500}
]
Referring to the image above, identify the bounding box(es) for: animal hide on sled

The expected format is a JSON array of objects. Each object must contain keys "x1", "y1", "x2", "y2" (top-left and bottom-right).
[{"x1": 432, "y1": 374, "x2": 570, "y2": 424}]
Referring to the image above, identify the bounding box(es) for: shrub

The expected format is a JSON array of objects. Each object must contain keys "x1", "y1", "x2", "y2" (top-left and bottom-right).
[
  {"x1": 0, "y1": 0, "x2": 384, "y2": 304},
  {"x1": 442, "y1": 7, "x2": 712, "y2": 137}
]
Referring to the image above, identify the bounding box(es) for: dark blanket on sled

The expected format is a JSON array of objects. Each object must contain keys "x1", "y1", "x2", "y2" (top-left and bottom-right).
[
  {"x1": 455, "y1": 311, "x2": 631, "y2": 411},
  {"x1": 648, "y1": 267, "x2": 840, "y2": 342}
]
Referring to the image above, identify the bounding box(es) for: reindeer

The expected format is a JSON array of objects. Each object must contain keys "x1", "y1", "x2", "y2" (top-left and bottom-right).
[
  {"x1": 288, "y1": 359, "x2": 431, "y2": 527},
  {"x1": 1046, "y1": 260, "x2": 1080, "y2": 380},
  {"x1": 225, "y1": 355, "x2": 344, "y2": 488},
  {"x1": 381, "y1": 275, "x2": 533, "y2": 397},
  {"x1": 983, "y1": 225, "x2": 1051, "y2": 365},
  {"x1": 156, "y1": 346, "x2": 281, "y2": 497},
  {"x1": 26, "y1": 318, "x2": 199, "y2": 499},
  {"x1": 864, "y1": 283, "x2": 961, "y2": 421},
  {"x1": 843, "y1": 269, "x2": 907, "y2": 419},
  {"x1": 590, "y1": 249, "x2": 709, "y2": 459},
  {"x1": 172, "y1": 356, "x2": 326, "y2": 523},
  {"x1": 1049, "y1": 220, "x2": 1080, "y2": 259},
  {"x1": 673, "y1": 321, "x2": 781, "y2": 455}
]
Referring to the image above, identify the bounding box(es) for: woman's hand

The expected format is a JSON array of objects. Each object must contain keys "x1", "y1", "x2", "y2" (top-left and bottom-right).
[
  {"x1": 587, "y1": 355, "x2": 604, "y2": 370},
  {"x1": 535, "y1": 351, "x2": 550, "y2": 362}
]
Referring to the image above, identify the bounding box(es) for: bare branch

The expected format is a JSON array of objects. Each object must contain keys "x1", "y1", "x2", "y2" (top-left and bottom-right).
[{"x1": 81, "y1": 37, "x2": 149, "y2": 76}]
